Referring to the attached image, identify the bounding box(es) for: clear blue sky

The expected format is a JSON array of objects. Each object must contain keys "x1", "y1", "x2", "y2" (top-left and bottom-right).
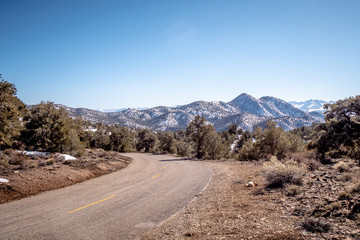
[{"x1": 1, "y1": 0, "x2": 359, "y2": 109}]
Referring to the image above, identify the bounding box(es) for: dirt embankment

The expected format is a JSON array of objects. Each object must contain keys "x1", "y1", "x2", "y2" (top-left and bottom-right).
[
  {"x1": 0, "y1": 149, "x2": 132, "y2": 204},
  {"x1": 143, "y1": 158, "x2": 360, "y2": 240}
]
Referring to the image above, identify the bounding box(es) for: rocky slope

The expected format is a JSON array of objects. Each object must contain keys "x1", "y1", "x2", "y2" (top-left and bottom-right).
[{"x1": 60, "y1": 93, "x2": 324, "y2": 131}]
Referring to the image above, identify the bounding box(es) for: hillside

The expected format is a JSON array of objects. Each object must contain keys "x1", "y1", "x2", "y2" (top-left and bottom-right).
[{"x1": 59, "y1": 94, "x2": 323, "y2": 131}]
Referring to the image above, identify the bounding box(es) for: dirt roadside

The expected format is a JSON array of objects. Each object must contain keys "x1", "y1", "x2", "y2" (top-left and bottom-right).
[
  {"x1": 0, "y1": 149, "x2": 132, "y2": 204},
  {"x1": 143, "y1": 159, "x2": 360, "y2": 240}
]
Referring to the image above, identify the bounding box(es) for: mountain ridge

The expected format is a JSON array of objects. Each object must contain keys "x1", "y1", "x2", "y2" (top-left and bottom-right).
[{"x1": 55, "y1": 94, "x2": 325, "y2": 132}]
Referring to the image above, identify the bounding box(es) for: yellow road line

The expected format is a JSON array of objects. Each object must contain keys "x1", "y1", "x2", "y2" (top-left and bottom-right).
[
  {"x1": 152, "y1": 174, "x2": 161, "y2": 180},
  {"x1": 67, "y1": 195, "x2": 117, "y2": 213}
]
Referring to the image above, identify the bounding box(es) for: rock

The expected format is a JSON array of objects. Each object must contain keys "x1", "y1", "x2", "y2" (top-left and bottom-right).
[
  {"x1": 245, "y1": 181, "x2": 255, "y2": 187},
  {"x1": 0, "y1": 178, "x2": 9, "y2": 183}
]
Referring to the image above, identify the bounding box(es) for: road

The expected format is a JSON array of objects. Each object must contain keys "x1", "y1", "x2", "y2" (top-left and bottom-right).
[{"x1": 0, "y1": 153, "x2": 212, "y2": 240}]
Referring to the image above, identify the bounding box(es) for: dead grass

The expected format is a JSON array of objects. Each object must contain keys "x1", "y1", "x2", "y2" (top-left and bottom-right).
[
  {"x1": 263, "y1": 160, "x2": 307, "y2": 188},
  {"x1": 333, "y1": 161, "x2": 351, "y2": 172},
  {"x1": 301, "y1": 218, "x2": 331, "y2": 233}
]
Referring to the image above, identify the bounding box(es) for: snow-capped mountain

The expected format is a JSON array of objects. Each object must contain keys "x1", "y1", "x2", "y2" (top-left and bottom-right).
[
  {"x1": 96, "y1": 107, "x2": 149, "y2": 112},
  {"x1": 289, "y1": 99, "x2": 334, "y2": 113},
  {"x1": 60, "y1": 94, "x2": 324, "y2": 132}
]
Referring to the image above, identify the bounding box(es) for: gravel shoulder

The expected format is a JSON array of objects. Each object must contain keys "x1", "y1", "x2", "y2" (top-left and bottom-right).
[
  {"x1": 143, "y1": 160, "x2": 303, "y2": 240},
  {"x1": 143, "y1": 159, "x2": 360, "y2": 240},
  {"x1": 0, "y1": 149, "x2": 132, "y2": 204}
]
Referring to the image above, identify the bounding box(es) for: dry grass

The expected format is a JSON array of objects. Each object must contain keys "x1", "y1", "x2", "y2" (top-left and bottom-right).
[
  {"x1": 333, "y1": 161, "x2": 351, "y2": 172},
  {"x1": 286, "y1": 185, "x2": 300, "y2": 196},
  {"x1": 302, "y1": 218, "x2": 331, "y2": 233},
  {"x1": 263, "y1": 160, "x2": 307, "y2": 188}
]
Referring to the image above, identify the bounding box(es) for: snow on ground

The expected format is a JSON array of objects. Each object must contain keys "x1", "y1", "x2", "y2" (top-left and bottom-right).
[
  {"x1": 84, "y1": 127, "x2": 97, "y2": 132},
  {"x1": 57, "y1": 154, "x2": 77, "y2": 161},
  {"x1": 0, "y1": 178, "x2": 9, "y2": 183},
  {"x1": 19, "y1": 151, "x2": 77, "y2": 161},
  {"x1": 19, "y1": 151, "x2": 49, "y2": 157}
]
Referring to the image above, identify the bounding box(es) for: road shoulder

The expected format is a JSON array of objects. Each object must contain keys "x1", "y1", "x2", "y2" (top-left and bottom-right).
[{"x1": 142, "y1": 160, "x2": 303, "y2": 240}]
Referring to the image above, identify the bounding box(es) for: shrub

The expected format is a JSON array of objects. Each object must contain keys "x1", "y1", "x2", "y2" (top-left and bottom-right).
[
  {"x1": 288, "y1": 152, "x2": 320, "y2": 171},
  {"x1": 46, "y1": 159, "x2": 55, "y2": 165},
  {"x1": 8, "y1": 151, "x2": 26, "y2": 166},
  {"x1": 302, "y1": 218, "x2": 331, "y2": 233},
  {"x1": 263, "y1": 160, "x2": 307, "y2": 188},
  {"x1": 286, "y1": 185, "x2": 300, "y2": 196},
  {"x1": 176, "y1": 142, "x2": 194, "y2": 158},
  {"x1": 326, "y1": 202, "x2": 342, "y2": 212},
  {"x1": 338, "y1": 192, "x2": 352, "y2": 201},
  {"x1": 38, "y1": 160, "x2": 46, "y2": 167},
  {"x1": 237, "y1": 140, "x2": 260, "y2": 161},
  {"x1": 349, "y1": 183, "x2": 360, "y2": 194},
  {"x1": 0, "y1": 158, "x2": 8, "y2": 167},
  {"x1": 333, "y1": 161, "x2": 351, "y2": 172},
  {"x1": 338, "y1": 173, "x2": 353, "y2": 182}
]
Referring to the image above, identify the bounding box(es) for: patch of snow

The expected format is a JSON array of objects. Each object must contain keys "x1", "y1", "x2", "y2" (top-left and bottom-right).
[
  {"x1": 0, "y1": 178, "x2": 9, "y2": 183},
  {"x1": 18, "y1": 151, "x2": 77, "y2": 161},
  {"x1": 20, "y1": 151, "x2": 49, "y2": 157},
  {"x1": 58, "y1": 154, "x2": 77, "y2": 161},
  {"x1": 84, "y1": 127, "x2": 97, "y2": 132}
]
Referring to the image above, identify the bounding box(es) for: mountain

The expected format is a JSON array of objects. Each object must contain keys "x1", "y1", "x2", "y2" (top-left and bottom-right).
[
  {"x1": 289, "y1": 99, "x2": 334, "y2": 113},
  {"x1": 96, "y1": 107, "x2": 149, "y2": 112},
  {"x1": 60, "y1": 94, "x2": 324, "y2": 132}
]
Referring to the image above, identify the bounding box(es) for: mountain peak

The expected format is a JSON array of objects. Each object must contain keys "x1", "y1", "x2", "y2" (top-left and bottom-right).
[{"x1": 229, "y1": 93, "x2": 256, "y2": 102}]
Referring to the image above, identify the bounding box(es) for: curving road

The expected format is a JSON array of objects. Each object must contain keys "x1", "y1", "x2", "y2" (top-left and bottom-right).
[{"x1": 0, "y1": 153, "x2": 212, "y2": 240}]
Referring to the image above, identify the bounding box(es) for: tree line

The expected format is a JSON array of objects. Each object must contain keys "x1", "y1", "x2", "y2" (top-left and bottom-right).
[{"x1": 1, "y1": 76, "x2": 359, "y2": 163}]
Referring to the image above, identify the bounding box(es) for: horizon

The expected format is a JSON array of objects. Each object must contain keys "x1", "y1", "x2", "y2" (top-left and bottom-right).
[
  {"x1": 1, "y1": 0, "x2": 359, "y2": 109},
  {"x1": 26, "y1": 92, "x2": 337, "y2": 111}
]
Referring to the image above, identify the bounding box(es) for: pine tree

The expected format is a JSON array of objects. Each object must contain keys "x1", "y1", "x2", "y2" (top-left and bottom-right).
[
  {"x1": 22, "y1": 102, "x2": 73, "y2": 153},
  {"x1": 0, "y1": 76, "x2": 27, "y2": 149},
  {"x1": 185, "y1": 115, "x2": 225, "y2": 159},
  {"x1": 186, "y1": 115, "x2": 208, "y2": 159},
  {"x1": 158, "y1": 131, "x2": 177, "y2": 154},
  {"x1": 311, "y1": 96, "x2": 360, "y2": 161},
  {"x1": 109, "y1": 125, "x2": 134, "y2": 152},
  {"x1": 92, "y1": 123, "x2": 111, "y2": 150},
  {"x1": 203, "y1": 129, "x2": 227, "y2": 159},
  {"x1": 136, "y1": 129, "x2": 157, "y2": 153}
]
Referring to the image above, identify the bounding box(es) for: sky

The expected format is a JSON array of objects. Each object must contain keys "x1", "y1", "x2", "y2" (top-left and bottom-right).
[{"x1": 0, "y1": 0, "x2": 359, "y2": 110}]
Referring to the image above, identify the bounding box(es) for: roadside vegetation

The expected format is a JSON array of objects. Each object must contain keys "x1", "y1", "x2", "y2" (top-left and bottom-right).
[{"x1": 1, "y1": 76, "x2": 359, "y2": 238}]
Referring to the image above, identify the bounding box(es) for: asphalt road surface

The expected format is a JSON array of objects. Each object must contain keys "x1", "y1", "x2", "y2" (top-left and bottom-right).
[{"x1": 0, "y1": 153, "x2": 212, "y2": 240}]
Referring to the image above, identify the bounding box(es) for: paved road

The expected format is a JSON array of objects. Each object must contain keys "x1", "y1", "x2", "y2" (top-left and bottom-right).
[{"x1": 0, "y1": 153, "x2": 212, "y2": 240}]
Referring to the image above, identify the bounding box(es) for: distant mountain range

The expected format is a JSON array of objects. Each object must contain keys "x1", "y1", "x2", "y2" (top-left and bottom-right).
[
  {"x1": 58, "y1": 93, "x2": 327, "y2": 132},
  {"x1": 289, "y1": 99, "x2": 335, "y2": 113}
]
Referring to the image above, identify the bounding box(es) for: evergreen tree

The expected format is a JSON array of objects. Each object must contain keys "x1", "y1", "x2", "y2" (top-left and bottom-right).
[
  {"x1": 136, "y1": 129, "x2": 157, "y2": 153},
  {"x1": 203, "y1": 129, "x2": 227, "y2": 159},
  {"x1": 109, "y1": 125, "x2": 134, "y2": 152},
  {"x1": 92, "y1": 123, "x2": 111, "y2": 150},
  {"x1": 158, "y1": 131, "x2": 177, "y2": 154},
  {"x1": 186, "y1": 115, "x2": 209, "y2": 159},
  {"x1": 186, "y1": 115, "x2": 226, "y2": 159},
  {"x1": 0, "y1": 76, "x2": 27, "y2": 149},
  {"x1": 22, "y1": 102, "x2": 75, "y2": 153},
  {"x1": 257, "y1": 120, "x2": 290, "y2": 159},
  {"x1": 310, "y1": 96, "x2": 360, "y2": 160}
]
